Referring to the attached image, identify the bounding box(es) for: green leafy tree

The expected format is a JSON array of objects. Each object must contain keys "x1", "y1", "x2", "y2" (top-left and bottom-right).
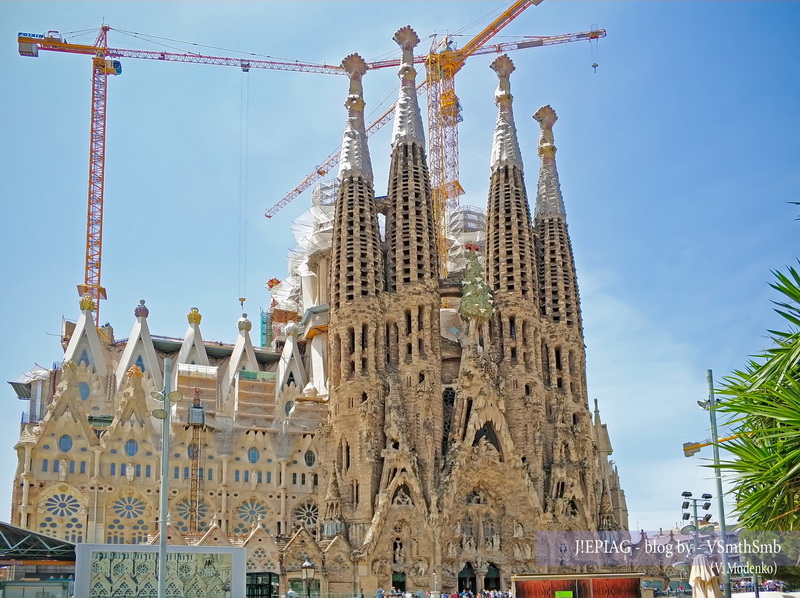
[{"x1": 716, "y1": 264, "x2": 800, "y2": 531}]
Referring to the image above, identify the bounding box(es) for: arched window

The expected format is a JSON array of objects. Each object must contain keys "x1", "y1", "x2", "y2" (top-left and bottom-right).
[
  {"x1": 248, "y1": 447, "x2": 260, "y2": 464},
  {"x1": 58, "y1": 435, "x2": 73, "y2": 452},
  {"x1": 125, "y1": 439, "x2": 138, "y2": 457},
  {"x1": 145, "y1": 465, "x2": 151, "y2": 477},
  {"x1": 42, "y1": 459, "x2": 48, "y2": 472},
  {"x1": 78, "y1": 382, "x2": 90, "y2": 400}
]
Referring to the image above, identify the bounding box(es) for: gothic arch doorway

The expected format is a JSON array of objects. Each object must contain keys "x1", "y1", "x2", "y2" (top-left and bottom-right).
[
  {"x1": 392, "y1": 572, "x2": 406, "y2": 592},
  {"x1": 484, "y1": 563, "x2": 501, "y2": 591},
  {"x1": 458, "y1": 563, "x2": 476, "y2": 594}
]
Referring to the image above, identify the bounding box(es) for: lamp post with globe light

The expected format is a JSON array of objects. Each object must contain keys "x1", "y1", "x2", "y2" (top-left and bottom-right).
[
  {"x1": 302, "y1": 558, "x2": 315, "y2": 598},
  {"x1": 151, "y1": 357, "x2": 183, "y2": 598}
]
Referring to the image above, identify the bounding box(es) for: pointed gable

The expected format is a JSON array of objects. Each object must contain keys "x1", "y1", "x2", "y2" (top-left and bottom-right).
[
  {"x1": 177, "y1": 307, "x2": 210, "y2": 367},
  {"x1": 115, "y1": 300, "x2": 162, "y2": 391},
  {"x1": 63, "y1": 294, "x2": 107, "y2": 377},
  {"x1": 197, "y1": 523, "x2": 234, "y2": 547},
  {"x1": 36, "y1": 360, "x2": 100, "y2": 449},
  {"x1": 104, "y1": 365, "x2": 158, "y2": 434},
  {"x1": 276, "y1": 324, "x2": 308, "y2": 391},
  {"x1": 221, "y1": 313, "x2": 259, "y2": 401},
  {"x1": 148, "y1": 522, "x2": 188, "y2": 546}
]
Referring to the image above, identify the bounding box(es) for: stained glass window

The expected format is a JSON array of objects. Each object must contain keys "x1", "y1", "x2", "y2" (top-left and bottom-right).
[
  {"x1": 112, "y1": 496, "x2": 146, "y2": 519},
  {"x1": 58, "y1": 435, "x2": 73, "y2": 452},
  {"x1": 125, "y1": 439, "x2": 138, "y2": 457},
  {"x1": 45, "y1": 493, "x2": 80, "y2": 518}
]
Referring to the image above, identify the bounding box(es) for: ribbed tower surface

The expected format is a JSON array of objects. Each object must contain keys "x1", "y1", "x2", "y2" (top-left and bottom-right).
[
  {"x1": 382, "y1": 25, "x2": 442, "y2": 500},
  {"x1": 327, "y1": 52, "x2": 386, "y2": 533},
  {"x1": 484, "y1": 55, "x2": 537, "y2": 304},
  {"x1": 533, "y1": 105, "x2": 582, "y2": 331}
]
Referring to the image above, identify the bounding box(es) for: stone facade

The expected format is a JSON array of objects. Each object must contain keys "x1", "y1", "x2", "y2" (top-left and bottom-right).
[{"x1": 8, "y1": 30, "x2": 627, "y2": 597}]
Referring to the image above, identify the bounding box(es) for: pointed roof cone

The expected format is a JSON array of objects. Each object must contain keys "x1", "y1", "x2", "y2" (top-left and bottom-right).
[
  {"x1": 593, "y1": 398, "x2": 613, "y2": 453},
  {"x1": 338, "y1": 53, "x2": 373, "y2": 182},
  {"x1": 325, "y1": 466, "x2": 342, "y2": 503},
  {"x1": 222, "y1": 313, "x2": 259, "y2": 401},
  {"x1": 115, "y1": 300, "x2": 162, "y2": 390},
  {"x1": 63, "y1": 294, "x2": 108, "y2": 377},
  {"x1": 391, "y1": 26, "x2": 425, "y2": 148},
  {"x1": 489, "y1": 54, "x2": 523, "y2": 173},
  {"x1": 177, "y1": 307, "x2": 210, "y2": 367},
  {"x1": 533, "y1": 104, "x2": 566, "y2": 218},
  {"x1": 276, "y1": 323, "x2": 308, "y2": 391}
]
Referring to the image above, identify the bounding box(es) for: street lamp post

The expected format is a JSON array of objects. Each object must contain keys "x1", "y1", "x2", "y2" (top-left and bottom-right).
[
  {"x1": 680, "y1": 491, "x2": 714, "y2": 556},
  {"x1": 704, "y1": 370, "x2": 732, "y2": 598},
  {"x1": 301, "y1": 558, "x2": 315, "y2": 598},
  {"x1": 151, "y1": 358, "x2": 183, "y2": 598}
]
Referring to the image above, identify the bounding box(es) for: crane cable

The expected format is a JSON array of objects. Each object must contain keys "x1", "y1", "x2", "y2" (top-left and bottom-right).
[{"x1": 238, "y1": 72, "x2": 250, "y2": 309}]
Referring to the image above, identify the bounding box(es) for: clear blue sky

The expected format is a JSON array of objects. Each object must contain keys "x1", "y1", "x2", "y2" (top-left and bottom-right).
[{"x1": 1, "y1": 1, "x2": 798, "y2": 533}]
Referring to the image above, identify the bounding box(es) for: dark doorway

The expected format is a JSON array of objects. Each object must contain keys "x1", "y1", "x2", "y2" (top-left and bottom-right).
[
  {"x1": 392, "y1": 572, "x2": 406, "y2": 592},
  {"x1": 458, "y1": 563, "x2": 476, "y2": 594},
  {"x1": 484, "y1": 563, "x2": 501, "y2": 591},
  {"x1": 247, "y1": 572, "x2": 279, "y2": 598}
]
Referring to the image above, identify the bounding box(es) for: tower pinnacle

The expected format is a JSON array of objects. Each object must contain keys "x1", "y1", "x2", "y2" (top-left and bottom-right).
[
  {"x1": 338, "y1": 53, "x2": 372, "y2": 182},
  {"x1": 533, "y1": 104, "x2": 565, "y2": 218},
  {"x1": 391, "y1": 26, "x2": 425, "y2": 148},
  {"x1": 489, "y1": 54, "x2": 523, "y2": 173}
]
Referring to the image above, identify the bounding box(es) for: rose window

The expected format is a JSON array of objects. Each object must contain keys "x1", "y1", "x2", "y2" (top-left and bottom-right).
[
  {"x1": 175, "y1": 499, "x2": 210, "y2": 532},
  {"x1": 45, "y1": 493, "x2": 80, "y2": 518},
  {"x1": 291, "y1": 499, "x2": 318, "y2": 534},
  {"x1": 237, "y1": 500, "x2": 268, "y2": 524},
  {"x1": 113, "y1": 496, "x2": 146, "y2": 519}
]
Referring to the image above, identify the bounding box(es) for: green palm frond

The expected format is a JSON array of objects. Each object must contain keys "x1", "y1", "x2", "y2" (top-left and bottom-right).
[{"x1": 714, "y1": 263, "x2": 800, "y2": 530}]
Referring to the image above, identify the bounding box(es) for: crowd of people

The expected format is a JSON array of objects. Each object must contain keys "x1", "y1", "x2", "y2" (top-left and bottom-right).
[{"x1": 375, "y1": 589, "x2": 510, "y2": 598}]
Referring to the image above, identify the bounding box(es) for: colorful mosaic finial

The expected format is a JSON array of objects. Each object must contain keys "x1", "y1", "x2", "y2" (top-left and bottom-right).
[
  {"x1": 187, "y1": 307, "x2": 202, "y2": 325},
  {"x1": 237, "y1": 313, "x2": 252, "y2": 332},
  {"x1": 79, "y1": 294, "x2": 96, "y2": 312},
  {"x1": 127, "y1": 365, "x2": 143, "y2": 378},
  {"x1": 134, "y1": 299, "x2": 149, "y2": 319}
]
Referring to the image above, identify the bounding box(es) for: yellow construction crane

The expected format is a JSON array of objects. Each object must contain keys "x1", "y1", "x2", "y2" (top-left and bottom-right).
[
  {"x1": 264, "y1": 3, "x2": 606, "y2": 276},
  {"x1": 17, "y1": 26, "x2": 344, "y2": 326}
]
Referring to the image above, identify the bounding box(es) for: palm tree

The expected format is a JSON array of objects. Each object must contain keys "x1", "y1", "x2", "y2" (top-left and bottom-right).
[{"x1": 716, "y1": 264, "x2": 800, "y2": 531}]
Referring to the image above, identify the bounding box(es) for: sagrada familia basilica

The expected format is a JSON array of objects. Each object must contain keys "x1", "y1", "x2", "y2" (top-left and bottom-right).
[{"x1": 8, "y1": 25, "x2": 627, "y2": 596}]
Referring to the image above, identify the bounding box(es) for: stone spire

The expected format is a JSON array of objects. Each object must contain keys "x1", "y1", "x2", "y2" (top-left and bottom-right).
[
  {"x1": 490, "y1": 54, "x2": 523, "y2": 173},
  {"x1": 326, "y1": 50, "x2": 386, "y2": 535},
  {"x1": 533, "y1": 105, "x2": 566, "y2": 218},
  {"x1": 484, "y1": 54, "x2": 536, "y2": 300},
  {"x1": 330, "y1": 53, "x2": 383, "y2": 311},
  {"x1": 381, "y1": 25, "x2": 442, "y2": 500},
  {"x1": 338, "y1": 54, "x2": 373, "y2": 182},
  {"x1": 533, "y1": 105, "x2": 581, "y2": 329},
  {"x1": 391, "y1": 26, "x2": 425, "y2": 148},
  {"x1": 385, "y1": 25, "x2": 438, "y2": 290}
]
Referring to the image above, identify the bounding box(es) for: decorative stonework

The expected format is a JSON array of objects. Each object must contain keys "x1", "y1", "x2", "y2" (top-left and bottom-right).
[{"x1": 10, "y1": 26, "x2": 626, "y2": 598}]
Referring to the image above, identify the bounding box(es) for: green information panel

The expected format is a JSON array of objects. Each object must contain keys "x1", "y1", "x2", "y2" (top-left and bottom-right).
[{"x1": 555, "y1": 592, "x2": 574, "y2": 598}]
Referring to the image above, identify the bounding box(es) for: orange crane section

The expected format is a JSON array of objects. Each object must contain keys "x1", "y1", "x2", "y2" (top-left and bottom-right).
[
  {"x1": 266, "y1": 28, "x2": 606, "y2": 219},
  {"x1": 17, "y1": 27, "x2": 344, "y2": 326}
]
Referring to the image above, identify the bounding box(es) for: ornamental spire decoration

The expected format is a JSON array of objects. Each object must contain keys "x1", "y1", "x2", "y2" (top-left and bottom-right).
[
  {"x1": 489, "y1": 54, "x2": 523, "y2": 173},
  {"x1": 533, "y1": 104, "x2": 566, "y2": 218},
  {"x1": 391, "y1": 26, "x2": 425, "y2": 148},
  {"x1": 337, "y1": 53, "x2": 373, "y2": 182}
]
